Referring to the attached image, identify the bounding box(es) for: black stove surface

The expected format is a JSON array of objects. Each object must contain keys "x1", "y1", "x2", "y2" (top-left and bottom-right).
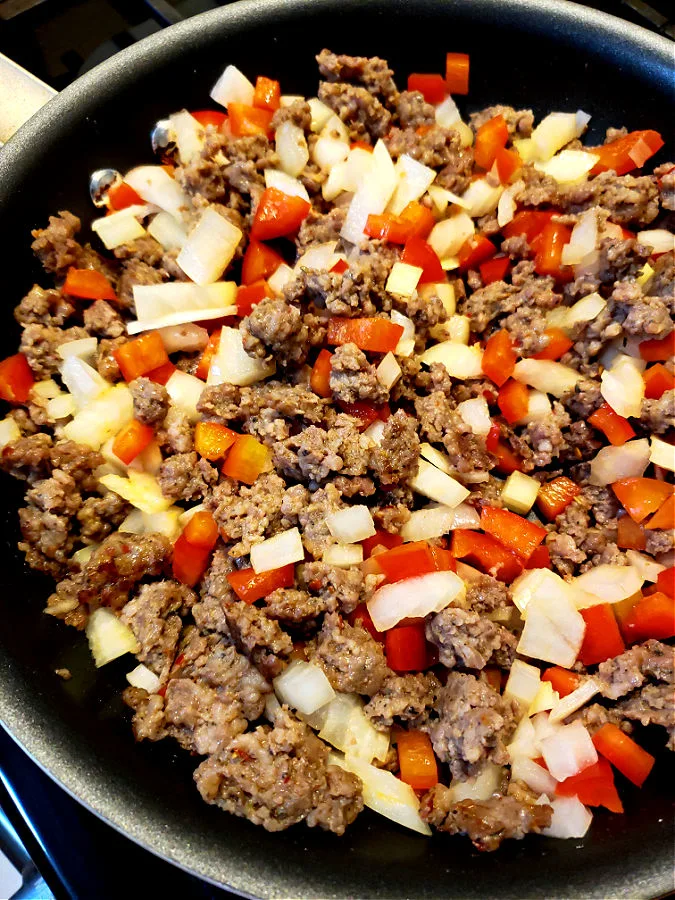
[{"x1": 0, "y1": 1, "x2": 673, "y2": 896}]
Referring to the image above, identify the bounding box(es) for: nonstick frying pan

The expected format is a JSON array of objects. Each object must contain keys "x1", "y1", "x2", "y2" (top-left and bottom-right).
[{"x1": 0, "y1": 1, "x2": 673, "y2": 896}]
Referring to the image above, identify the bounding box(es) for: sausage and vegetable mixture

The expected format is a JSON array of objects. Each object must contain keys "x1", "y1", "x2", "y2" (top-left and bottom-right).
[{"x1": 1, "y1": 49, "x2": 673, "y2": 849}]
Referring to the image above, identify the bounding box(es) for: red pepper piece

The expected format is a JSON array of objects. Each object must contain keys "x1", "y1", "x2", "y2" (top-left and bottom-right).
[
  {"x1": 327, "y1": 317, "x2": 404, "y2": 354},
  {"x1": 473, "y1": 115, "x2": 508, "y2": 171},
  {"x1": 556, "y1": 758, "x2": 624, "y2": 813},
  {"x1": 407, "y1": 73, "x2": 447, "y2": 105},
  {"x1": 480, "y1": 506, "x2": 547, "y2": 562},
  {"x1": 251, "y1": 187, "x2": 311, "y2": 240},
  {"x1": 588, "y1": 403, "x2": 636, "y2": 446},
  {"x1": 236, "y1": 280, "x2": 273, "y2": 317},
  {"x1": 589, "y1": 130, "x2": 664, "y2": 176},
  {"x1": 536, "y1": 476, "x2": 581, "y2": 521},
  {"x1": 579, "y1": 603, "x2": 626, "y2": 666},
  {"x1": 497, "y1": 378, "x2": 529, "y2": 424},
  {"x1": 451, "y1": 529, "x2": 523, "y2": 582},
  {"x1": 593, "y1": 724, "x2": 655, "y2": 787},
  {"x1": 482, "y1": 330, "x2": 516, "y2": 387},
  {"x1": 310, "y1": 349, "x2": 332, "y2": 398},
  {"x1": 253, "y1": 76, "x2": 281, "y2": 111},
  {"x1": 479, "y1": 254, "x2": 510, "y2": 285},
  {"x1": 400, "y1": 236, "x2": 445, "y2": 284},
  {"x1": 0, "y1": 353, "x2": 34, "y2": 404},
  {"x1": 226, "y1": 563, "x2": 295, "y2": 603},
  {"x1": 385, "y1": 623, "x2": 428, "y2": 673},
  {"x1": 63, "y1": 267, "x2": 117, "y2": 301},
  {"x1": 532, "y1": 328, "x2": 573, "y2": 361},
  {"x1": 241, "y1": 238, "x2": 285, "y2": 285},
  {"x1": 445, "y1": 53, "x2": 470, "y2": 95}
]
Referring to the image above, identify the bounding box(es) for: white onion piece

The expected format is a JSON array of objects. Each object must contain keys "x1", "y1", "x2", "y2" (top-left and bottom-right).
[
  {"x1": 170, "y1": 110, "x2": 204, "y2": 164},
  {"x1": 419, "y1": 282, "x2": 456, "y2": 316},
  {"x1": 165, "y1": 370, "x2": 205, "y2": 423},
  {"x1": 400, "y1": 504, "x2": 458, "y2": 542},
  {"x1": 511, "y1": 756, "x2": 558, "y2": 796},
  {"x1": 313, "y1": 135, "x2": 350, "y2": 173},
  {"x1": 367, "y1": 570, "x2": 466, "y2": 632},
  {"x1": 427, "y1": 184, "x2": 470, "y2": 214},
  {"x1": 566, "y1": 292, "x2": 607, "y2": 330},
  {"x1": 420, "y1": 341, "x2": 483, "y2": 379},
  {"x1": 497, "y1": 181, "x2": 521, "y2": 227},
  {"x1": 600, "y1": 354, "x2": 644, "y2": 418},
  {"x1": 439, "y1": 314, "x2": 471, "y2": 345},
  {"x1": 389, "y1": 309, "x2": 416, "y2": 357},
  {"x1": 265, "y1": 168, "x2": 310, "y2": 201},
  {"x1": 512, "y1": 359, "x2": 582, "y2": 397},
  {"x1": 650, "y1": 436, "x2": 675, "y2": 473},
  {"x1": 321, "y1": 113, "x2": 350, "y2": 143},
  {"x1": 127, "y1": 307, "x2": 236, "y2": 335},
  {"x1": 274, "y1": 660, "x2": 335, "y2": 715},
  {"x1": 86, "y1": 608, "x2": 139, "y2": 668},
  {"x1": 46, "y1": 393, "x2": 75, "y2": 421},
  {"x1": 308, "y1": 97, "x2": 333, "y2": 132},
  {"x1": 529, "y1": 680, "x2": 559, "y2": 715},
  {"x1": 388, "y1": 154, "x2": 436, "y2": 215},
  {"x1": 275, "y1": 121, "x2": 309, "y2": 177},
  {"x1": 447, "y1": 763, "x2": 504, "y2": 803},
  {"x1": 279, "y1": 94, "x2": 304, "y2": 107},
  {"x1": 517, "y1": 589, "x2": 585, "y2": 668},
  {"x1": 363, "y1": 419, "x2": 386, "y2": 445},
  {"x1": 126, "y1": 663, "x2": 161, "y2": 693},
  {"x1": 504, "y1": 659, "x2": 542, "y2": 711},
  {"x1": 342, "y1": 148, "x2": 377, "y2": 193},
  {"x1": 450, "y1": 502, "x2": 481, "y2": 530},
  {"x1": 0, "y1": 416, "x2": 21, "y2": 449},
  {"x1": 459, "y1": 178, "x2": 503, "y2": 218},
  {"x1": 541, "y1": 720, "x2": 597, "y2": 781},
  {"x1": 268, "y1": 263, "x2": 294, "y2": 296},
  {"x1": 561, "y1": 209, "x2": 598, "y2": 266},
  {"x1": 322, "y1": 543, "x2": 364, "y2": 567},
  {"x1": 386, "y1": 262, "x2": 423, "y2": 297},
  {"x1": 57, "y1": 337, "x2": 98, "y2": 362},
  {"x1": 250, "y1": 527, "x2": 304, "y2": 573},
  {"x1": 147, "y1": 211, "x2": 187, "y2": 250},
  {"x1": 60, "y1": 356, "x2": 110, "y2": 409},
  {"x1": 317, "y1": 694, "x2": 389, "y2": 764},
  {"x1": 376, "y1": 352, "x2": 402, "y2": 390},
  {"x1": 31, "y1": 379, "x2": 60, "y2": 400},
  {"x1": 330, "y1": 752, "x2": 431, "y2": 836},
  {"x1": 501, "y1": 471, "x2": 540, "y2": 515},
  {"x1": 511, "y1": 568, "x2": 593, "y2": 616},
  {"x1": 125, "y1": 166, "x2": 187, "y2": 219},
  {"x1": 513, "y1": 137, "x2": 537, "y2": 163},
  {"x1": 535, "y1": 149, "x2": 599, "y2": 183},
  {"x1": 410, "y1": 459, "x2": 471, "y2": 508},
  {"x1": 99, "y1": 471, "x2": 172, "y2": 514},
  {"x1": 574, "y1": 564, "x2": 644, "y2": 606},
  {"x1": 456, "y1": 397, "x2": 491, "y2": 436},
  {"x1": 543, "y1": 795, "x2": 593, "y2": 840},
  {"x1": 341, "y1": 140, "x2": 397, "y2": 245},
  {"x1": 91, "y1": 206, "x2": 148, "y2": 249},
  {"x1": 326, "y1": 506, "x2": 376, "y2": 543},
  {"x1": 434, "y1": 94, "x2": 461, "y2": 128},
  {"x1": 419, "y1": 442, "x2": 453, "y2": 474},
  {"x1": 589, "y1": 438, "x2": 650, "y2": 486},
  {"x1": 531, "y1": 111, "x2": 589, "y2": 161},
  {"x1": 176, "y1": 207, "x2": 242, "y2": 285},
  {"x1": 295, "y1": 241, "x2": 339, "y2": 273},
  {"x1": 207, "y1": 325, "x2": 276, "y2": 387},
  {"x1": 210, "y1": 64, "x2": 254, "y2": 108},
  {"x1": 157, "y1": 323, "x2": 209, "y2": 354},
  {"x1": 549, "y1": 678, "x2": 600, "y2": 725},
  {"x1": 427, "y1": 211, "x2": 475, "y2": 259},
  {"x1": 507, "y1": 716, "x2": 539, "y2": 760},
  {"x1": 626, "y1": 549, "x2": 666, "y2": 583},
  {"x1": 636, "y1": 229, "x2": 675, "y2": 254},
  {"x1": 63, "y1": 384, "x2": 133, "y2": 450},
  {"x1": 133, "y1": 282, "x2": 236, "y2": 323}
]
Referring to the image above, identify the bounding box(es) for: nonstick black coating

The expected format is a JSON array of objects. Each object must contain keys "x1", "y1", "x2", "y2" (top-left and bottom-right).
[{"x1": 0, "y1": 1, "x2": 673, "y2": 896}]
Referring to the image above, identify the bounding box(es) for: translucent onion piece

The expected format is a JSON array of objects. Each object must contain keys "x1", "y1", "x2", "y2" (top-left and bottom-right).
[
  {"x1": 456, "y1": 397, "x2": 491, "y2": 435},
  {"x1": 400, "y1": 504, "x2": 459, "y2": 542},
  {"x1": 410, "y1": 459, "x2": 471, "y2": 508},
  {"x1": 57, "y1": 337, "x2": 98, "y2": 362},
  {"x1": 540, "y1": 720, "x2": 597, "y2": 781},
  {"x1": 512, "y1": 358, "x2": 582, "y2": 397},
  {"x1": 367, "y1": 569, "x2": 466, "y2": 632},
  {"x1": 170, "y1": 110, "x2": 204, "y2": 164},
  {"x1": 165, "y1": 370, "x2": 205, "y2": 423},
  {"x1": 420, "y1": 341, "x2": 483, "y2": 379},
  {"x1": 548, "y1": 678, "x2": 600, "y2": 725},
  {"x1": 589, "y1": 438, "x2": 650, "y2": 486},
  {"x1": 250, "y1": 527, "x2": 304, "y2": 573},
  {"x1": 273, "y1": 660, "x2": 335, "y2": 715},
  {"x1": 326, "y1": 506, "x2": 376, "y2": 543},
  {"x1": 99, "y1": 471, "x2": 173, "y2": 515},
  {"x1": 91, "y1": 206, "x2": 148, "y2": 249},
  {"x1": 176, "y1": 207, "x2": 243, "y2": 285},
  {"x1": 386, "y1": 262, "x2": 423, "y2": 297},
  {"x1": 447, "y1": 762, "x2": 504, "y2": 802},
  {"x1": 650, "y1": 436, "x2": 675, "y2": 473},
  {"x1": 636, "y1": 229, "x2": 675, "y2": 254},
  {"x1": 341, "y1": 140, "x2": 397, "y2": 245},
  {"x1": 207, "y1": 325, "x2": 276, "y2": 387},
  {"x1": 210, "y1": 64, "x2": 255, "y2": 108},
  {"x1": 517, "y1": 588, "x2": 585, "y2": 668},
  {"x1": 86, "y1": 608, "x2": 139, "y2": 668},
  {"x1": 147, "y1": 211, "x2": 188, "y2": 250},
  {"x1": 543, "y1": 795, "x2": 593, "y2": 840},
  {"x1": 574, "y1": 564, "x2": 644, "y2": 606},
  {"x1": 62, "y1": 384, "x2": 134, "y2": 450},
  {"x1": 265, "y1": 168, "x2": 310, "y2": 201},
  {"x1": 600, "y1": 354, "x2": 644, "y2": 418},
  {"x1": 388, "y1": 154, "x2": 436, "y2": 216},
  {"x1": 125, "y1": 166, "x2": 187, "y2": 219},
  {"x1": 561, "y1": 209, "x2": 598, "y2": 266},
  {"x1": 275, "y1": 121, "x2": 309, "y2": 177},
  {"x1": 0, "y1": 416, "x2": 21, "y2": 450},
  {"x1": 126, "y1": 663, "x2": 161, "y2": 693},
  {"x1": 427, "y1": 211, "x2": 475, "y2": 259},
  {"x1": 534, "y1": 149, "x2": 599, "y2": 184}
]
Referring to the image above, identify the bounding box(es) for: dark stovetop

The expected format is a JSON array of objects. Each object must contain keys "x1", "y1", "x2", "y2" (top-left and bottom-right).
[{"x1": 0, "y1": 0, "x2": 673, "y2": 896}]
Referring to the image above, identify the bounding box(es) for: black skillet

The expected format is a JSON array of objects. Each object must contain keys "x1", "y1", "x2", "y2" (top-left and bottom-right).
[{"x1": 0, "y1": 0, "x2": 673, "y2": 896}]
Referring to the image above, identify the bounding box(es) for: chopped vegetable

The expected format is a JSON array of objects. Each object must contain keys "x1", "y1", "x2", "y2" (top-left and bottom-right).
[
  {"x1": 574, "y1": 564, "x2": 643, "y2": 605},
  {"x1": 397, "y1": 730, "x2": 438, "y2": 790},
  {"x1": 207, "y1": 326, "x2": 276, "y2": 386},
  {"x1": 86, "y1": 607, "x2": 139, "y2": 667},
  {"x1": 517, "y1": 588, "x2": 585, "y2": 668},
  {"x1": 617, "y1": 515, "x2": 647, "y2": 550},
  {"x1": 501, "y1": 471, "x2": 540, "y2": 515},
  {"x1": 0, "y1": 353, "x2": 34, "y2": 404},
  {"x1": 621, "y1": 591, "x2": 675, "y2": 641},
  {"x1": 410, "y1": 459, "x2": 471, "y2": 508},
  {"x1": 236, "y1": 280, "x2": 273, "y2": 317},
  {"x1": 445, "y1": 52, "x2": 469, "y2": 94},
  {"x1": 497, "y1": 379, "x2": 529, "y2": 424},
  {"x1": 326, "y1": 506, "x2": 376, "y2": 543},
  {"x1": 540, "y1": 720, "x2": 597, "y2": 781},
  {"x1": 600, "y1": 354, "x2": 645, "y2": 419},
  {"x1": 420, "y1": 340, "x2": 483, "y2": 378},
  {"x1": 165, "y1": 370, "x2": 205, "y2": 423},
  {"x1": 251, "y1": 187, "x2": 311, "y2": 240},
  {"x1": 451, "y1": 529, "x2": 523, "y2": 583},
  {"x1": 589, "y1": 438, "x2": 650, "y2": 487},
  {"x1": 241, "y1": 238, "x2": 285, "y2": 285},
  {"x1": 63, "y1": 267, "x2": 117, "y2": 301},
  {"x1": 457, "y1": 233, "x2": 497, "y2": 271},
  {"x1": 373, "y1": 539, "x2": 455, "y2": 583},
  {"x1": 556, "y1": 758, "x2": 623, "y2": 813},
  {"x1": 480, "y1": 506, "x2": 547, "y2": 562},
  {"x1": 385, "y1": 623, "x2": 428, "y2": 673},
  {"x1": 649, "y1": 436, "x2": 675, "y2": 474},
  {"x1": 532, "y1": 328, "x2": 574, "y2": 362},
  {"x1": 250, "y1": 527, "x2": 305, "y2": 574},
  {"x1": 542, "y1": 795, "x2": 593, "y2": 840},
  {"x1": 656, "y1": 566, "x2": 674, "y2": 598},
  {"x1": 542, "y1": 667, "x2": 581, "y2": 699},
  {"x1": 473, "y1": 115, "x2": 508, "y2": 170},
  {"x1": 512, "y1": 358, "x2": 582, "y2": 397},
  {"x1": 194, "y1": 420, "x2": 237, "y2": 461},
  {"x1": 367, "y1": 569, "x2": 465, "y2": 632},
  {"x1": 112, "y1": 419, "x2": 154, "y2": 465},
  {"x1": 273, "y1": 660, "x2": 335, "y2": 715},
  {"x1": 536, "y1": 476, "x2": 581, "y2": 520},
  {"x1": 400, "y1": 236, "x2": 445, "y2": 284},
  {"x1": 113, "y1": 332, "x2": 169, "y2": 383},
  {"x1": 479, "y1": 254, "x2": 510, "y2": 285},
  {"x1": 588, "y1": 403, "x2": 636, "y2": 446},
  {"x1": 253, "y1": 75, "x2": 281, "y2": 111},
  {"x1": 481, "y1": 329, "x2": 516, "y2": 387},
  {"x1": 612, "y1": 477, "x2": 673, "y2": 523},
  {"x1": 589, "y1": 129, "x2": 664, "y2": 176},
  {"x1": 63, "y1": 383, "x2": 134, "y2": 449},
  {"x1": 99, "y1": 470, "x2": 172, "y2": 515},
  {"x1": 592, "y1": 724, "x2": 655, "y2": 787},
  {"x1": 578, "y1": 604, "x2": 625, "y2": 665},
  {"x1": 639, "y1": 331, "x2": 675, "y2": 363},
  {"x1": 645, "y1": 494, "x2": 674, "y2": 531},
  {"x1": 407, "y1": 73, "x2": 447, "y2": 104},
  {"x1": 327, "y1": 317, "x2": 404, "y2": 354},
  {"x1": 226, "y1": 563, "x2": 295, "y2": 603},
  {"x1": 222, "y1": 434, "x2": 270, "y2": 484}
]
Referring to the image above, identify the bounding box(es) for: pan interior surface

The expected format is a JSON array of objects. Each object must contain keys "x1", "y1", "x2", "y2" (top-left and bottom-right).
[{"x1": 0, "y1": 1, "x2": 672, "y2": 897}]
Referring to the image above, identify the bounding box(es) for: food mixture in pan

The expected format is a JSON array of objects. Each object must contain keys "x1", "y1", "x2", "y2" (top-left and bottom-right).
[{"x1": 1, "y1": 49, "x2": 673, "y2": 849}]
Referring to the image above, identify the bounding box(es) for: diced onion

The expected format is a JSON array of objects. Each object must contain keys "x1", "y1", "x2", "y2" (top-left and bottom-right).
[
  {"x1": 626, "y1": 549, "x2": 665, "y2": 583},
  {"x1": 511, "y1": 756, "x2": 558, "y2": 796},
  {"x1": 165, "y1": 370, "x2": 205, "y2": 423},
  {"x1": 273, "y1": 660, "x2": 335, "y2": 715},
  {"x1": 419, "y1": 443, "x2": 453, "y2": 474},
  {"x1": 59, "y1": 355, "x2": 109, "y2": 409},
  {"x1": 435, "y1": 314, "x2": 470, "y2": 345},
  {"x1": 296, "y1": 241, "x2": 339, "y2": 274},
  {"x1": 46, "y1": 394, "x2": 76, "y2": 420},
  {"x1": 512, "y1": 358, "x2": 582, "y2": 397},
  {"x1": 279, "y1": 94, "x2": 305, "y2": 107},
  {"x1": 497, "y1": 181, "x2": 520, "y2": 227},
  {"x1": 170, "y1": 110, "x2": 204, "y2": 164},
  {"x1": 0, "y1": 416, "x2": 21, "y2": 449},
  {"x1": 513, "y1": 138, "x2": 537, "y2": 163},
  {"x1": 542, "y1": 795, "x2": 593, "y2": 839},
  {"x1": 313, "y1": 136, "x2": 350, "y2": 173},
  {"x1": 636, "y1": 229, "x2": 675, "y2": 254},
  {"x1": 265, "y1": 168, "x2": 310, "y2": 202},
  {"x1": 427, "y1": 184, "x2": 471, "y2": 214},
  {"x1": 390, "y1": 309, "x2": 416, "y2": 358},
  {"x1": 147, "y1": 211, "x2": 188, "y2": 250},
  {"x1": 501, "y1": 471, "x2": 540, "y2": 515},
  {"x1": 86, "y1": 607, "x2": 139, "y2": 668},
  {"x1": 326, "y1": 506, "x2": 376, "y2": 543},
  {"x1": 176, "y1": 207, "x2": 243, "y2": 285},
  {"x1": 420, "y1": 282, "x2": 456, "y2": 316},
  {"x1": 449, "y1": 502, "x2": 481, "y2": 530},
  {"x1": 125, "y1": 166, "x2": 187, "y2": 219},
  {"x1": 126, "y1": 663, "x2": 161, "y2": 693},
  {"x1": 376, "y1": 352, "x2": 402, "y2": 390},
  {"x1": 127, "y1": 307, "x2": 237, "y2": 336},
  {"x1": 322, "y1": 543, "x2": 364, "y2": 567},
  {"x1": 268, "y1": 262, "x2": 295, "y2": 296},
  {"x1": 367, "y1": 569, "x2": 466, "y2": 633},
  {"x1": 428, "y1": 212, "x2": 475, "y2": 259},
  {"x1": 308, "y1": 97, "x2": 333, "y2": 133},
  {"x1": 531, "y1": 111, "x2": 589, "y2": 161},
  {"x1": 400, "y1": 504, "x2": 458, "y2": 542},
  {"x1": 529, "y1": 680, "x2": 559, "y2": 715},
  {"x1": 540, "y1": 720, "x2": 597, "y2": 781},
  {"x1": 99, "y1": 471, "x2": 173, "y2": 514},
  {"x1": 504, "y1": 659, "x2": 542, "y2": 712},
  {"x1": 456, "y1": 397, "x2": 491, "y2": 436},
  {"x1": 210, "y1": 64, "x2": 255, "y2": 108},
  {"x1": 517, "y1": 588, "x2": 585, "y2": 668},
  {"x1": 511, "y1": 568, "x2": 593, "y2": 616},
  {"x1": 560, "y1": 209, "x2": 598, "y2": 266},
  {"x1": 507, "y1": 716, "x2": 539, "y2": 760},
  {"x1": 650, "y1": 436, "x2": 675, "y2": 473},
  {"x1": 459, "y1": 178, "x2": 503, "y2": 218},
  {"x1": 566, "y1": 292, "x2": 607, "y2": 330},
  {"x1": 363, "y1": 420, "x2": 386, "y2": 445},
  {"x1": 388, "y1": 154, "x2": 436, "y2": 216},
  {"x1": 600, "y1": 354, "x2": 644, "y2": 418},
  {"x1": 207, "y1": 325, "x2": 276, "y2": 386},
  {"x1": 62, "y1": 384, "x2": 134, "y2": 450},
  {"x1": 447, "y1": 763, "x2": 504, "y2": 803},
  {"x1": 57, "y1": 337, "x2": 98, "y2": 362},
  {"x1": 91, "y1": 206, "x2": 148, "y2": 249},
  {"x1": 250, "y1": 527, "x2": 304, "y2": 574},
  {"x1": 275, "y1": 121, "x2": 309, "y2": 177},
  {"x1": 386, "y1": 262, "x2": 423, "y2": 297},
  {"x1": 574, "y1": 564, "x2": 644, "y2": 606},
  {"x1": 321, "y1": 113, "x2": 349, "y2": 143},
  {"x1": 549, "y1": 678, "x2": 600, "y2": 724},
  {"x1": 410, "y1": 459, "x2": 471, "y2": 508},
  {"x1": 535, "y1": 149, "x2": 599, "y2": 183},
  {"x1": 341, "y1": 140, "x2": 397, "y2": 245},
  {"x1": 434, "y1": 94, "x2": 461, "y2": 128},
  {"x1": 132, "y1": 281, "x2": 237, "y2": 326},
  {"x1": 420, "y1": 341, "x2": 483, "y2": 379},
  {"x1": 589, "y1": 437, "x2": 650, "y2": 486},
  {"x1": 514, "y1": 391, "x2": 552, "y2": 427},
  {"x1": 31, "y1": 378, "x2": 61, "y2": 400}
]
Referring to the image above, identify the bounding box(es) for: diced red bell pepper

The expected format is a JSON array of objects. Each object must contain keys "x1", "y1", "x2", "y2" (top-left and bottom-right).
[
  {"x1": 190, "y1": 109, "x2": 228, "y2": 129},
  {"x1": 194, "y1": 420, "x2": 238, "y2": 461},
  {"x1": 612, "y1": 478, "x2": 673, "y2": 523},
  {"x1": 532, "y1": 327, "x2": 574, "y2": 361},
  {"x1": 579, "y1": 603, "x2": 626, "y2": 666},
  {"x1": 494, "y1": 147, "x2": 522, "y2": 184},
  {"x1": 183, "y1": 510, "x2": 219, "y2": 550},
  {"x1": 458, "y1": 234, "x2": 497, "y2": 271},
  {"x1": 251, "y1": 188, "x2": 311, "y2": 241},
  {"x1": 542, "y1": 666, "x2": 581, "y2": 698},
  {"x1": 588, "y1": 403, "x2": 637, "y2": 446},
  {"x1": 374, "y1": 540, "x2": 454, "y2": 583},
  {"x1": 348, "y1": 604, "x2": 383, "y2": 642},
  {"x1": 639, "y1": 332, "x2": 675, "y2": 362},
  {"x1": 407, "y1": 73, "x2": 447, "y2": 105},
  {"x1": 228, "y1": 103, "x2": 274, "y2": 137},
  {"x1": 479, "y1": 254, "x2": 510, "y2": 285},
  {"x1": 445, "y1": 52, "x2": 469, "y2": 94},
  {"x1": 533, "y1": 221, "x2": 572, "y2": 279},
  {"x1": 241, "y1": 238, "x2": 285, "y2": 285},
  {"x1": 643, "y1": 363, "x2": 675, "y2": 400},
  {"x1": 621, "y1": 591, "x2": 675, "y2": 642},
  {"x1": 226, "y1": 563, "x2": 295, "y2": 603},
  {"x1": 589, "y1": 130, "x2": 664, "y2": 176},
  {"x1": 497, "y1": 378, "x2": 529, "y2": 424},
  {"x1": 502, "y1": 210, "x2": 556, "y2": 245},
  {"x1": 113, "y1": 332, "x2": 169, "y2": 382},
  {"x1": 397, "y1": 730, "x2": 439, "y2": 790},
  {"x1": 473, "y1": 115, "x2": 509, "y2": 171},
  {"x1": 195, "y1": 329, "x2": 221, "y2": 381},
  {"x1": 236, "y1": 279, "x2": 273, "y2": 317},
  {"x1": 365, "y1": 213, "x2": 413, "y2": 245},
  {"x1": 556, "y1": 758, "x2": 623, "y2": 814},
  {"x1": 0, "y1": 353, "x2": 34, "y2": 404},
  {"x1": 146, "y1": 361, "x2": 176, "y2": 386},
  {"x1": 536, "y1": 476, "x2": 581, "y2": 521},
  {"x1": 480, "y1": 506, "x2": 547, "y2": 562},
  {"x1": 486, "y1": 423, "x2": 524, "y2": 474},
  {"x1": 361, "y1": 529, "x2": 403, "y2": 558},
  {"x1": 451, "y1": 529, "x2": 523, "y2": 583},
  {"x1": 330, "y1": 258, "x2": 349, "y2": 274},
  {"x1": 656, "y1": 566, "x2": 674, "y2": 599},
  {"x1": 253, "y1": 76, "x2": 281, "y2": 111},
  {"x1": 616, "y1": 515, "x2": 647, "y2": 551},
  {"x1": 481, "y1": 329, "x2": 516, "y2": 387},
  {"x1": 172, "y1": 533, "x2": 211, "y2": 587},
  {"x1": 399, "y1": 202, "x2": 436, "y2": 241},
  {"x1": 593, "y1": 724, "x2": 655, "y2": 787},
  {"x1": 385, "y1": 623, "x2": 429, "y2": 673},
  {"x1": 645, "y1": 493, "x2": 675, "y2": 532},
  {"x1": 339, "y1": 400, "x2": 389, "y2": 430},
  {"x1": 222, "y1": 434, "x2": 270, "y2": 485},
  {"x1": 400, "y1": 236, "x2": 445, "y2": 284},
  {"x1": 111, "y1": 419, "x2": 154, "y2": 465},
  {"x1": 327, "y1": 317, "x2": 404, "y2": 354},
  {"x1": 63, "y1": 267, "x2": 117, "y2": 301},
  {"x1": 310, "y1": 349, "x2": 332, "y2": 399},
  {"x1": 526, "y1": 543, "x2": 551, "y2": 569},
  {"x1": 107, "y1": 181, "x2": 144, "y2": 211}
]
